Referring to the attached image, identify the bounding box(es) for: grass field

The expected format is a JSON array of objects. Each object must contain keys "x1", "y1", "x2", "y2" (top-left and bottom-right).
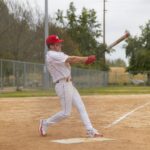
[{"x1": 0, "y1": 86, "x2": 150, "y2": 97}]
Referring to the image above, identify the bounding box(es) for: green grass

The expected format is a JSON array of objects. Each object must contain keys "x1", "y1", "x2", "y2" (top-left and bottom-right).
[
  {"x1": 79, "y1": 86, "x2": 150, "y2": 95},
  {"x1": 0, "y1": 89, "x2": 55, "y2": 98},
  {"x1": 0, "y1": 86, "x2": 150, "y2": 98}
]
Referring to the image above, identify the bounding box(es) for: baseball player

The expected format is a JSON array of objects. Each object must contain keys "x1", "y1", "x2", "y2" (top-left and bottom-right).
[{"x1": 39, "y1": 34, "x2": 103, "y2": 138}]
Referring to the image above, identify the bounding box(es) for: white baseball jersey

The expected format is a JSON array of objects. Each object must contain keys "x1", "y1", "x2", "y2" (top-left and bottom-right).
[{"x1": 46, "y1": 50, "x2": 71, "y2": 82}]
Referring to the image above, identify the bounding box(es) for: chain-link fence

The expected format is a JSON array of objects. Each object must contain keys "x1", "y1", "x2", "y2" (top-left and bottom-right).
[
  {"x1": 0, "y1": 59, "x2": 108, "y2": 91},
  {"x1": 0, "y1": 59, "x2": 45, "y2": 91},
  {"x1": 0, "y1": 59, "x2": 149, "y2": 91}
]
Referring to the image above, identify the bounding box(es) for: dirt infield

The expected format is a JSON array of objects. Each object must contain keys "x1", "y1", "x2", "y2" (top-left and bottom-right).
[{"x1": 0, "y1": 94, "x2": 150, "y2": 150}]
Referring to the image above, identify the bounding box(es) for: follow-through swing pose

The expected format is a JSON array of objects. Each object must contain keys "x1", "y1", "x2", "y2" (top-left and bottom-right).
[{"x1": 39, "y1": 34, "x2": 103, "y2": 138}]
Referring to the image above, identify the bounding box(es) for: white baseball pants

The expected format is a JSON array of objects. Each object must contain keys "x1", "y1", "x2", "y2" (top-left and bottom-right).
[{"x1": 45, "y1": 80, "x2": 94, "y2": 130}]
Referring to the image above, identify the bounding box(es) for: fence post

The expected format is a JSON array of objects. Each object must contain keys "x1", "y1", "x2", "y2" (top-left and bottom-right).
[
  {"x1": 43, "y1": 65, "x2": 49, "y2": 89},
  {"x1": 0, "y1": 59, "x2": 3, "y2": 90},
  {"x1": 23, "y1": 62, "x2": 27, "y2": 88},
  {"x1": 102, "y1": 71, "x2": 108, "y2": 86},
  {"x1": 115, "y1": 71, "x2": 118, "y2": 85},
  {"x1": 13, "y1": 61, "x2": 15, "y2": 87}
]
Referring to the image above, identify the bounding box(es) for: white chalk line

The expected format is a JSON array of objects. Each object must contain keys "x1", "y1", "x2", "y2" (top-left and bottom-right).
[
  {"x1": 105, "y1": 101, "x2": 150, "y2": 128},
  {"x1": 51, "y1": 137, "x2": 114, "y2": 144}
]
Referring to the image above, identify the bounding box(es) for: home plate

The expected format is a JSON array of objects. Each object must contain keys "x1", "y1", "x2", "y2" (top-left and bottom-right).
[{"x1": 51, "y1": 137, "x2": 114, "y2": 144}]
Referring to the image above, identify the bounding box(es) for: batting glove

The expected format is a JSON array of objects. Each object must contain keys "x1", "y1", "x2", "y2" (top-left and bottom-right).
[{"x1": 85, "y1": 55, "x2": 96, "y2": 65}]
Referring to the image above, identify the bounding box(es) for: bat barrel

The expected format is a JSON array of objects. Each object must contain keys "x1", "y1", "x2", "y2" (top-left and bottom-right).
[{"x1": 107, "y1": 31, "x2": 130, "y2": 50}]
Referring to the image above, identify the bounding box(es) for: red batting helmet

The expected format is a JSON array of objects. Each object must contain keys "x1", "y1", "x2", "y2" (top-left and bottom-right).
[{"x1": 46, "y1": 35, "x2": 64, "y2": 45}]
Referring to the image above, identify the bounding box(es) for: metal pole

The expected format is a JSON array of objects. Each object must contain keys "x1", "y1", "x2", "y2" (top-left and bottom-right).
[
  {"x1": 45, "y1": 0, "x2": 48, "y2": 53},
  {"x1": 103, "y1": 0, "x2": 106, "y2": 45},
  {"x1": 43, "y1": 0, "x2": 49, "y2": 89},
  {"x1": 102, "y1": 0, "x2": 106, "y2": 67}
]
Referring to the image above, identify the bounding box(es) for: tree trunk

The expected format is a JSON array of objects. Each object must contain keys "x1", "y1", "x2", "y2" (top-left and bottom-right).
[{"x1": 147, "y1": 73, "x2": 150, "y2": 85}]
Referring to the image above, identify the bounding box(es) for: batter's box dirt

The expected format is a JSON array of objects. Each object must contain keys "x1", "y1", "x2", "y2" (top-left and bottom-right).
[{"x1": 0, "y1": 95, "x2": 150, "y2": 150}]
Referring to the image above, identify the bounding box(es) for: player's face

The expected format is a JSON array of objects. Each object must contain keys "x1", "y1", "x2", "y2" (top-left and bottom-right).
[{"x1": 54, "y1": 43, "x2": 62, "y2": 51}]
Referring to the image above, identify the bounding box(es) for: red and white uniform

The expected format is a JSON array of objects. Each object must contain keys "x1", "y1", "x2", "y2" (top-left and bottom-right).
[{"x1": 45, "y1": 50, "x2": 94, "y2": 131}]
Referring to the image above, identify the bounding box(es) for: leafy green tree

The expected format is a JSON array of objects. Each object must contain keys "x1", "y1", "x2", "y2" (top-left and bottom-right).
[
  {"x1": 77, "y1": 7, "x2": 101, "y2": 54},
  {"x1": 125, "y1": 20, "x2": 150, "y2": 85},
  {"x1": 56, "y1": 2, "x2": 108, "y2": 70},
  {"x1": 0, "y1": 0, "x2": 9, "y2": 37},
  {"x1": 1, "y1": 0, "x2": 109, "y2": 70}
]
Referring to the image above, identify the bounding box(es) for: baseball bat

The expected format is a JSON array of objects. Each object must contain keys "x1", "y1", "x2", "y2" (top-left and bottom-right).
[{"x1": 107, "y1": 31, "x2": 130, "y2": 51}]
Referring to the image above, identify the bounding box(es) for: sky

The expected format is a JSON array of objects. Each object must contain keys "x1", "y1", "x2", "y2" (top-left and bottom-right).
[{"x1": 12, "y1": 0, "x2": 150, "y2": 65}]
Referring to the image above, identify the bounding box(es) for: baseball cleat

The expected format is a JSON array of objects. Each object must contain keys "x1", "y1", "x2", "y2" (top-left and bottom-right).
[
  {"x1": 93, "y1": 132, "x2": 103, "y2": 138},
  {"x1": 87, "y1": 128, "x2": 103, "y2": 138},
  {"x1": 39, "y1": 119, "x2": 48, "y2": 136}
]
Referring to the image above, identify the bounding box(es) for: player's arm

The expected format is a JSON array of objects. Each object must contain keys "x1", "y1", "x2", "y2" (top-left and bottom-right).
[
  {"x1": 66, "y1": 56, "x2": 87, "y2": 64},
  {"x1": 65, "y1": 55, "x2": 96, "y2": 64}
]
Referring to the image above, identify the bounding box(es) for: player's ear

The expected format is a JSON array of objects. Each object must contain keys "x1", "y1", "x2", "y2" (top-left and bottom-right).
[{"x1": 47, "y1": 44, "x2": 50, "y2": 49}]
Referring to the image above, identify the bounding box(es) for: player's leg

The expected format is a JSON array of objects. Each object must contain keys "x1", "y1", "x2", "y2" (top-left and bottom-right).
[
  {"x1": 72, "y1": 87, "x2": 93, "y2": 130},
  {"x1": 39, "y1": 82, "x2": 73, "y2": 136},
  {"x1": 46, "y1": 82, "x2": 73, "y2": 123},
  {"x1": 72, "y1": 87, "x2": 103, "y2": 137}
]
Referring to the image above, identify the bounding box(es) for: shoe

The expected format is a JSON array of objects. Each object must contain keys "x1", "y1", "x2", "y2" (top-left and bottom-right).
[
  {"x1": 39, "y1": 119, "x2": 48, "y2": 136},
  {"x1": 87, "y1": 128, "x2": 103, "y2": 138}
]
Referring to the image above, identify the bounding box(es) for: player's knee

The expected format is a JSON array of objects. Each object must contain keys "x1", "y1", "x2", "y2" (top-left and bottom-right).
[{"x1": 62, "y1": 112, "x2": 71, "y2": 118}]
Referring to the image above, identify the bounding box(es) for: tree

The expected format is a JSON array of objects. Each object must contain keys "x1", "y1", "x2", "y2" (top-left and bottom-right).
[
  {"x1": 0, "y1": 0, "x2": 14, "y2": 58},
  {"x1": 1, "y1": 1, "x2": 109, "y2": 70},
  {"x1": 0, "y1": 0, "x2": 12, "y2": 37},
  {"x1": 56, "y1": 2, "x2": 108, "y2": 70},
  {"x1": 125, "y1": 20, "x2": 150, "y2": 85},
  {"x1": 0, "y1": 0, "x2": 36, "y2": 61}
]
